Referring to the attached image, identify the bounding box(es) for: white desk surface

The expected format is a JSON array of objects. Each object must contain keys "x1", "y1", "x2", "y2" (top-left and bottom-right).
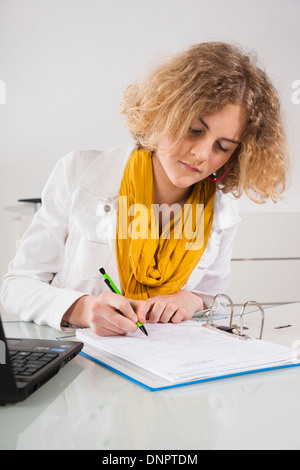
[{"x1": 1, "y1": 303, "x2": 300, "y2": 450}]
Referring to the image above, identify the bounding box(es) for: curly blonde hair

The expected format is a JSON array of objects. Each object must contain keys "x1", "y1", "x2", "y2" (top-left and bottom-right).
[{"x1": 120, "y1": 42, "x2": 289, "y2": 203}]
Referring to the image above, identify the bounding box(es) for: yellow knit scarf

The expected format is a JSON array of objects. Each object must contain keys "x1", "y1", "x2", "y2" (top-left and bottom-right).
[{"x1": 115, "y1": 149, "x2": 216, "y2": 300}]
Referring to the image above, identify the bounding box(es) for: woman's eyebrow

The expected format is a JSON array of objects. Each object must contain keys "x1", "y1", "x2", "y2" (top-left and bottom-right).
[{"x1": 199, "y1": 118, "x2": 241, "y2": 145}]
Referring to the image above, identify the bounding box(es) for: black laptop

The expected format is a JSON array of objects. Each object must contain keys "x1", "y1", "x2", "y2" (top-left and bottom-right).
[{"x1": 0, "y1": 316, "x2": 83, "y2": 405}]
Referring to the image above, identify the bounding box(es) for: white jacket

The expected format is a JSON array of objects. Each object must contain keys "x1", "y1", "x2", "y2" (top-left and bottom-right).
[{"x1": 0, "y1": 144, "x2": 240, "y2": 331}]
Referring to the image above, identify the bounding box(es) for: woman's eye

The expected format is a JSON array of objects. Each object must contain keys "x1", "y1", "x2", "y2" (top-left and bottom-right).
[
  {"x1": 217, "y1": 142, "x2": 229, "y2": 153},
  {"x1": 188, "y1": 128, "x2": 229, "y2": 153},
  {"x1": 188, "y1": 128, "x2": 203, "y2": 135}
]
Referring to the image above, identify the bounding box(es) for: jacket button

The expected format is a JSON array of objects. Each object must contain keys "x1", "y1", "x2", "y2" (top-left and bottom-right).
[{"x1": 104, "y1": 204, "x2": 111, "y2": 213}]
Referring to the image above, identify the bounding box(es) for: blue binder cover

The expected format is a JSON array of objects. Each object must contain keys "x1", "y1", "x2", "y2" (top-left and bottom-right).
[
  {"x1": 78, "y1": 348, "x2": 300, "y2": 392},
  {"x1": 59, "y1": 327, "x2": 300, "y2": 392}
]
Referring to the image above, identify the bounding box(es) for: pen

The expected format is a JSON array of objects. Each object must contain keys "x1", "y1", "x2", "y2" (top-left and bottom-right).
[{"x1": 99, "y1": 267, "x2": 148, "y2": 336}]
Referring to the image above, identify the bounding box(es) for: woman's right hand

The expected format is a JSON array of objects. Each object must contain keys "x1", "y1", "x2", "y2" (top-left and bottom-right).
[
  {"x1": 63, "y1": 292, "x2": 149, "y2": 336},
  {"x1": 89, "y1": 291, "x2": 145, "y2": 336}
]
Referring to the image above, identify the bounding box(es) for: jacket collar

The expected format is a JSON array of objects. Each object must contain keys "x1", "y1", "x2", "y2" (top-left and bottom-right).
[
  {"x1": 78, "y1": 143, "x2": 136, "y2": 200},
  {"x1": 213, "y1": 190, "x2": 241, "y2": 231}
]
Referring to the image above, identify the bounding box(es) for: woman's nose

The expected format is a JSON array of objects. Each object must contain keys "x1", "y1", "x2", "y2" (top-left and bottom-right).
[{"x1": 190, "y1": 140, "x2": 211, "y2": 162}]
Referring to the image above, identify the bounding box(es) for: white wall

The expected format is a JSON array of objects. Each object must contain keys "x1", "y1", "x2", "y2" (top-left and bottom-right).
[{"x1": 0, "y1": 0, "x2": 300, "y2": 280}]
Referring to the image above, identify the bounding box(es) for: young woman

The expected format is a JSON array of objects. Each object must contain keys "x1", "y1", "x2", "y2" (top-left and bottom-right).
[{"x1": 0, "y1": 42, "x2": 289, "y2": 336}]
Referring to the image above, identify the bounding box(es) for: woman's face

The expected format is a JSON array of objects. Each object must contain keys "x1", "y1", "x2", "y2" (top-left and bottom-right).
[{"x1": 153, "y1": 104, "x2": 246, "y2": 189}]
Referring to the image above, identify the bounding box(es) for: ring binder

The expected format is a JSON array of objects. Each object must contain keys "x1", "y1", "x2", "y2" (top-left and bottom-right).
[
  {"x1": 239, "y1": 301, "x2": 265, "y2": 340},
  {"x1": 203, "y1": 294, "x2": 265, "y2": 341},
  {"x1": 74, "y1": 308, "x2": 299, "y2": 391}
]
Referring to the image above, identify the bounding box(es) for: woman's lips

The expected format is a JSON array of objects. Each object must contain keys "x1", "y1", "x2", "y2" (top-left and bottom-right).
[{"x1": 180, "y1": 161, "x2": 201, "y2": 173}]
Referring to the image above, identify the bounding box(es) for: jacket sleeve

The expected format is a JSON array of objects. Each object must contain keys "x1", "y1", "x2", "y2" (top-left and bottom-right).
[
  {"x1": 0, "y1": 153, "x2": 90, "y2": 331},
  {"x1": 184, "y1": 222, "x2": 239, "y2": 314}
]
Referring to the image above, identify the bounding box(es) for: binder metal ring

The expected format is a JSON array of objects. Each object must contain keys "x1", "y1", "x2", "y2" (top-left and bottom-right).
[
  {"x1": 205, "y1": 294, "x2": 265, "y2": 341},
  {"x1": 208, "y1": 294, "x2": 234, "y2": 327},
  {"x1": 239, "y1": 301, "x2": 265, "y2": 340}
]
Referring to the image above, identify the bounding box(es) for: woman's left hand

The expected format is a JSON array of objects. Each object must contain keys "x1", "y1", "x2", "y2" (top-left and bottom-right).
[{"x1": 134, "y1": 291, "x2": 204, "y2": 325}]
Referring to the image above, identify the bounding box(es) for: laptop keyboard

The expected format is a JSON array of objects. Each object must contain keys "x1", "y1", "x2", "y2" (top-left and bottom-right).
[{"x1": 9, "y1": 351, "x2": 59, "y2": 377}]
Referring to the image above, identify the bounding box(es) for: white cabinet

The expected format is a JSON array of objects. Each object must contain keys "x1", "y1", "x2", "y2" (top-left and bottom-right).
[{"x1": 228, "y1": 213, "x2": 300, "y2": 306}]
